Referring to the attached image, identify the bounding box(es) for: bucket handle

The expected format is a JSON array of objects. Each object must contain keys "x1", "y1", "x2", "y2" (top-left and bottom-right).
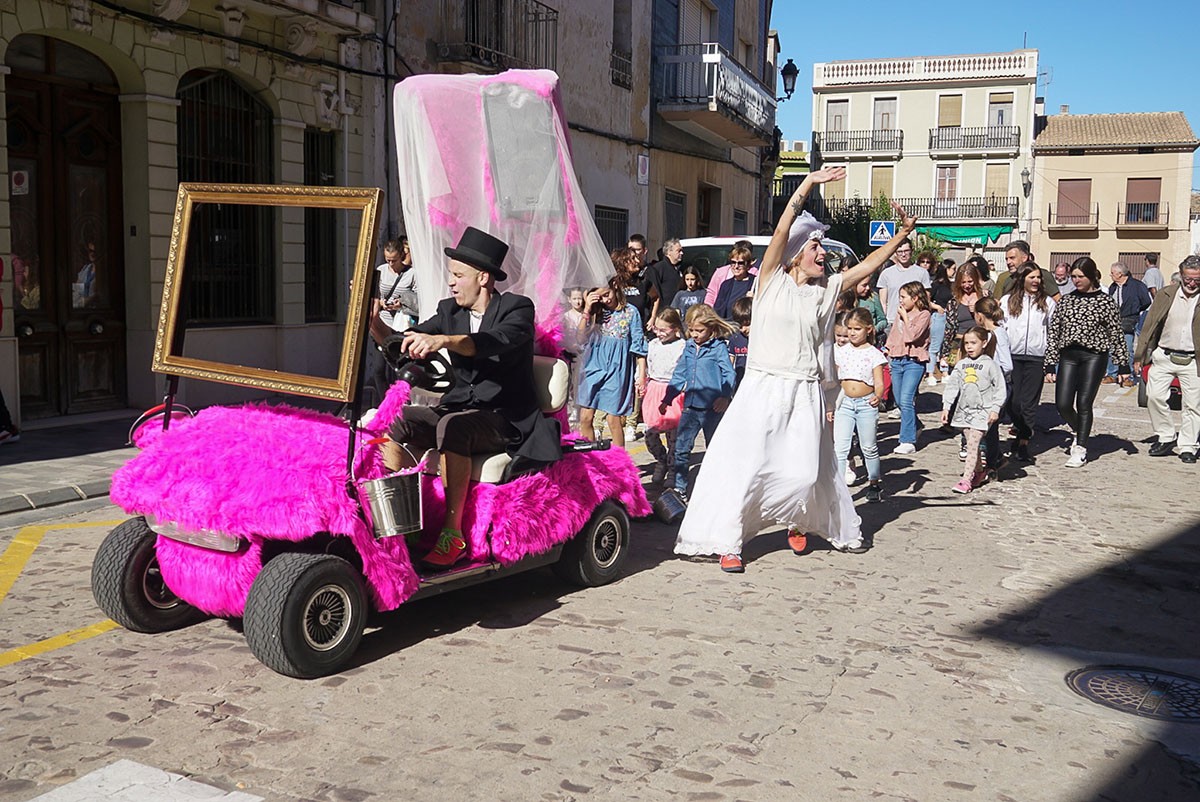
[{"x1": 354, "y1": 437, "x2": 425, "y2": 485}]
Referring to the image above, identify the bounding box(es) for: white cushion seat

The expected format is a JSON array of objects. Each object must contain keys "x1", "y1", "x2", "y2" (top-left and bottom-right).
[{"x1": 469, "y1": 355, "x2": 570, "y2": 484}]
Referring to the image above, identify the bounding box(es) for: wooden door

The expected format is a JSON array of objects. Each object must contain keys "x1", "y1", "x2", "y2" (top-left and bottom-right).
[{"x1": 7, "y1": 59, "x2": 125, "y2": 417}]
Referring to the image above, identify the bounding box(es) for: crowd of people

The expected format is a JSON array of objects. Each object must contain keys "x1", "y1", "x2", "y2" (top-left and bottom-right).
[{"x1": 553, "y1": 180, "x2": 1200, "y2": 573}]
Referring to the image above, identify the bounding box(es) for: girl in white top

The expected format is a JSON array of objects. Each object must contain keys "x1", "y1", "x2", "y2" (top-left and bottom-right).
[
  {"x1": 640, "y1": 308, "x2": 687, "y2": 486},
  {"x1": 674, "y1": 168, "x2": 917, "y2": 572},
  {"x1": 832, "y1": 308, "x2": 888, "y2": 503},
  {"x1": 1000, "y1": 264, "x2": 1056, "y2": 462}
]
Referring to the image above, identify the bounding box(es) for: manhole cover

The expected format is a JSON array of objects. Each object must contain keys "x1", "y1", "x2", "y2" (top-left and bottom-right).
[{"x1": 1066, "y1": 666, "x2": 1200, "y2": 723}]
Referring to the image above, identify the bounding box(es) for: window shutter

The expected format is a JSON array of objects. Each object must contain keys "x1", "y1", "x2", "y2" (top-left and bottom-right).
[{"x1": 938, "y1": 95, "x2": 962, "y2": 128}]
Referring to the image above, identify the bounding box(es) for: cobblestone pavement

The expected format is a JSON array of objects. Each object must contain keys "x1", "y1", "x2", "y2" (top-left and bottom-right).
[{"x1": 2, "y1": 384, "x2": 1199, "y2": 801}]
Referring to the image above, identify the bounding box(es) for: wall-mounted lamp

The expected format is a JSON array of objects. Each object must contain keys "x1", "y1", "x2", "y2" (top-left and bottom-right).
[
  {"x1": 1020, "y1": 167, "x2": 1032, "y2": 197},
  {"x1": 778, "y1": 59, "x2": 799, "y2": 102}
]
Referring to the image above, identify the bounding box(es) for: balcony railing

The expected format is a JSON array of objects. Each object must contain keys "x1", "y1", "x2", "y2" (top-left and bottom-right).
[
  {"x1": 1118, "y1": 201, "x2": 1169, "y2": 227},
  {"x1": 814, "y1": 51, "x2": 1038, "y2": 88},
  {"x1": 929, "y1": 125, "x2": 1021, "y2": 151},
  {"x1": 436, "y1": 0, "x2": 558, "y2": 71},
  {"x1": 655, "y1": 43, "x2": 776, "y2": 144},
  {"x1": 772, "y1": 174, "x2": 806, "y2": 198},
  {"x1": 805, "y1": 195, "x2": 1019, "y2": 221},
  {"x1": 813, "y1": 129, "x2": 903, "y2": 156},
  {"x1": 610, "y1": 48, "x2": 632, "y2": 89},
  {"x1": 1047, "y1": 203, "x2": 1099, "y2": 227}
]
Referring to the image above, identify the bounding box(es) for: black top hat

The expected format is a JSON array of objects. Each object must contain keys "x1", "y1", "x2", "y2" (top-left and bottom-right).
[{"x1": 444, "y1": 226, "x2": 510, "y2": 281}]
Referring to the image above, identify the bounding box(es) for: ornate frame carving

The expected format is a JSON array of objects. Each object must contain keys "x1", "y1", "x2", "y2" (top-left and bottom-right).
[{"x1": 152, "y1": 183, "x2": 383, "y2": 402}]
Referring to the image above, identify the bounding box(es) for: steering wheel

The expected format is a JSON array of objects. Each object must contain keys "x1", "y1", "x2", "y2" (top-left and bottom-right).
[{"x1": 381, "y1": 334, "x2": 457, "y2": 394}]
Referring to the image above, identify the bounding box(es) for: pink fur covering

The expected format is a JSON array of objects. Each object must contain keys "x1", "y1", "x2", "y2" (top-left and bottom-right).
[{"x1": 111, "y1": 389, "x2": 649, "y2": 617}]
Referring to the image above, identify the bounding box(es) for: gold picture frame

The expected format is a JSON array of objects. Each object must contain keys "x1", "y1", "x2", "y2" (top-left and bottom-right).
[{"x1": 152, "y1": 183, "x2": 383, "y2": 402}]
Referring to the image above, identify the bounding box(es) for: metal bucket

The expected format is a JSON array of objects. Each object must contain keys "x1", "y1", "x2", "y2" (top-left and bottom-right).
[
  {"x1": 359, "y1": 471, "x2": 423, "y2": 540},
  {"x1": 653, "y1": 488, "x2": 688, "y2": 524}
]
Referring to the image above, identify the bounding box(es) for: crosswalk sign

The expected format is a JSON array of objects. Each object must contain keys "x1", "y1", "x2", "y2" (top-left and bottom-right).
[{"x1": 869, "y1": 220, "x2": 896, "y2": 246}]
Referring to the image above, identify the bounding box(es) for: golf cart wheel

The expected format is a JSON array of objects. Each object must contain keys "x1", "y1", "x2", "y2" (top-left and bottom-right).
[
  {"x1": 243, "y1": 553, "x2": 367, "y2": 679},
  {"x1": 91, "y1": 517, "x2": 207, "y2": 632},
  {"x1": 554, "y1": 500, "x2": 630, "y2": 587}
]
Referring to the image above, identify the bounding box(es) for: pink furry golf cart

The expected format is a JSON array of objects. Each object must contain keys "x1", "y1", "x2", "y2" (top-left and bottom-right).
[{"x1": 90, "y1": 71, "x2": 650, "y2": 679}]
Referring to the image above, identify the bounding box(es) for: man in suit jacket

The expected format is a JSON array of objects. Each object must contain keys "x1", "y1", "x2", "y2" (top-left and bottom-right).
[
  {"x1": 1105, "y1": 262, "x2": 1152, "y2": 386},
  {"x1": 390, "y1": 227, "x2": 561, "y2": 567}
]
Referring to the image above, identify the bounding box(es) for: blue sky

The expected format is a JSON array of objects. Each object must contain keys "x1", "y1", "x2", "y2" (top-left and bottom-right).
[{"x1": 770, "y1": 0, "x2": 1200, "y2": 189}]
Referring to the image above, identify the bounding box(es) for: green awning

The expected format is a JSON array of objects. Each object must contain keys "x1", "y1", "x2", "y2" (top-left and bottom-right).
[{"x1": 916, "y1": 225, "x2": 1014, "y2": 245}]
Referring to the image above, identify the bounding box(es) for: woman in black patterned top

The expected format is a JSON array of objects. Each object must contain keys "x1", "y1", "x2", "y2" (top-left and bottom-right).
[{"x1": 1045, "y1": 257, "x2": 1130, "y2": 467}]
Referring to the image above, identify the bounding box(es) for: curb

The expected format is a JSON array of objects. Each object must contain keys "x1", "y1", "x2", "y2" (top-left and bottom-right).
[{"x1": 0, "y1": 480, "x2": 111, "y2": 516}]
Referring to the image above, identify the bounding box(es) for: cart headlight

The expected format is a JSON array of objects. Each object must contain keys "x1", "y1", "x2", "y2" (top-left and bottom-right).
[{"x1": 146, "y1": 514, "x2": 243, "y2": 553}]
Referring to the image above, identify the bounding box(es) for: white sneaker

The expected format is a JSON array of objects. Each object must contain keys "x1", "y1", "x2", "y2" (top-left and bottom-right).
[
  {"x1": 925, "y1": 376, "x2": 938, "y2": 386},
  {"x1": 888, "y1": 408, "x2": 902, "y2": 419},
  {"x1": 1064, "y1": 445, "x2": 1087, "y2": 468},
  {"x1": 893, "y1": 442, "x2": 916, "y2": 455},
  {"x1": 844, "y1": 467, "x2": 857, "y2": 486},
  {"x1": 623, "y1": 426, "x2": 636, "y2": 442}
]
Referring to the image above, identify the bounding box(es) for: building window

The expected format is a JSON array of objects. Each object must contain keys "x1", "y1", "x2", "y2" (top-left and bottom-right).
[
  {"x1": 984, "y1": 163, "x2": 1009, "y2": 200},
  {"x1": 1055, "y1": 178, "x2": 1093, "y2": 225},
  {"x1": 610, "y1": 0, "x2": 632, "y2": 88},
  {"x1": 988, "y1": 92, "x2": 1014, "y2": 127},
  {"x1": 1125, "y1": 177, "x2": 1163, "y2": 224},
  {"x1": 873, "y1": 97, "x2": 896, "y2": 131},
  {"x1": 443, "y1": 0, "x2": 559, "y2": 71},
  {"x1": 1050, "y1": 251, "x2": 1091, "y2": 270},
  {"x1": 594, "y1": 205, "x2": 630, "y2": 252},
  {"x1": 823, "y1": 166, "x2": 847, "y2": 200},
  {"x1": 177, "y1": 70, "x2": 274, "y2": 325},
  {"x1": 827, "y1": 99, "x2": 848, "y2": 132},
  {"x1": 1118, "y1": 252, "x2": 1159, "y2": 281},
  {"x1": 870, "y1": 164, "x2": 894, "y2": 201},
  {"x1": 664, "y1": 189, "x2": 687, "y2": 239},
  {"x1": 937, "y1": 94, "x2": 963, "y2": 128},
  {"x1": 305, "y1": 128, "x2": 338, "y2": 323},
  {"x1": 732, "y1": 209, "x2": 748, "y2": 236}
]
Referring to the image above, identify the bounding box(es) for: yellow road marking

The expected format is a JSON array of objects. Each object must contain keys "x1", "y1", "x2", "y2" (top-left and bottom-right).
[
  {"x1": 0, "y1": 519, "x2": 126, "y2": 665},
  {"x1": 0, "y1": 620, "x2": 120, "y2": 668}
]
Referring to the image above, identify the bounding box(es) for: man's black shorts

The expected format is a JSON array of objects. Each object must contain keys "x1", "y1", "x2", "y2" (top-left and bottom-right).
[{"x1": 388, "y1": 406, "x2": 517, "y2": 457}]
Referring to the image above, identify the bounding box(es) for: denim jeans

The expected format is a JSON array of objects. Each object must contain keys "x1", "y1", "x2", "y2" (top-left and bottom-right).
[
  {"x1": 889, "y1": 356, "x2": 926, "y2": 444},
  {"x1": 673, "y1": 407, "x2": 723, "y2": 493},
  {"x1": 1106, "y1": 332, "x2": 1136, "y2": 382},
  {"x1": 834, "y1": 394, "x2": 880, "y2": 481},
  {"x1": 927, "y1": 313, "x2": 947, "y2": 375}
]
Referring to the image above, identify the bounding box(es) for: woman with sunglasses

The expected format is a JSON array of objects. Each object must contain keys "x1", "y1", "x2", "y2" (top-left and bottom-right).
[
  {"x1": 1045, "y1": 257, "x2": 1129, "y2": 468},
  {"x1": 713, "y1": 246, "x2": 755, "y2": 320}
]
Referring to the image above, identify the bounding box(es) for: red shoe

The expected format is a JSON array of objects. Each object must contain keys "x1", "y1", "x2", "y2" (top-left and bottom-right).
[
  {"x1": 786, "y1": 528, "x2": 808, "y2": 555},
  {"x1": 423, "y1": 528, "x2": 468, "y2": 568},
  {"x1": 719, "y1": 554, "x2": 744, "y2": 573},
  {"x1": 970, "y1": 470, "x2": 990, "y2": 489}
]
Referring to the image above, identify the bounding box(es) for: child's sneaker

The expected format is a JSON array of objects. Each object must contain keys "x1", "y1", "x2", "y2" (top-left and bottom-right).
[
  {"x1": 719, "y1": 554, "x2": 745, "y2": 573},
  {"x1": 970, "y1": 470, "x2": 989, "y2": 488},
  {"x1": 893, "y1": 442, "x2": 916, "y2": 455},
  {"x1": 952, "y1": 478, "x2": 973, "y2": 494},
  {"x1": 0, "y1": 428, "x2": 19, "y2": 445},
  {"x1": 786, "y1": 528, "x2": 808, "y2": 554},
  {"x1": 865, "y1": 483, "x2": 883, "y2": 503}
]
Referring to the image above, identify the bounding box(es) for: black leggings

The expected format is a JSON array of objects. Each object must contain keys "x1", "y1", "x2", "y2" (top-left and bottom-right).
[
  {"x1": 1055, "y1": 346, "x2": 1107, "y2": 447},
  {"x1": 1008, "y1": 356, "x2": 1045, "y2": 442}
]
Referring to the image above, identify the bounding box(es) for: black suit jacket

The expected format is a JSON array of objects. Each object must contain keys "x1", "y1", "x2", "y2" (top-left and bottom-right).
[{"x1": 412, "y1": 293, "x2": 561, "y2": 463}]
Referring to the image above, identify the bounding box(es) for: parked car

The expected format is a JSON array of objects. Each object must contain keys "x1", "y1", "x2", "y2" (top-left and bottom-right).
[
  {"x1": 677, "y1": 235, "x2": 860, "y2": 285},
  {"x1": 1137, "y1": 363, "x2": 1182, "y2": 410}
]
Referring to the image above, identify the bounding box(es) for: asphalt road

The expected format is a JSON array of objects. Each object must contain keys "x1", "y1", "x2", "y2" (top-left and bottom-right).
[{"x1": 3, "y1": 384, "x2": 1199, "y2": 801}]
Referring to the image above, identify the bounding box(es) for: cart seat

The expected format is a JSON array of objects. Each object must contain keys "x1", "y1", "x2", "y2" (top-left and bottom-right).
[{"x1": 471, "y1": 355, "x2": 570, "y2": 484}]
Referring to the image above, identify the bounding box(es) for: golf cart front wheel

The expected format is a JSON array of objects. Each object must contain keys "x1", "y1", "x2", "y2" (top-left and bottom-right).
[
  {"x1": 91, "y1": 517, "x2": 207, "y2": 633},
  {"x1": 554, "y1": 500, "x2": 630, "y2": 587},
  {"x1": 243, "y1": 553, "x2": 367, "y2": 679}
]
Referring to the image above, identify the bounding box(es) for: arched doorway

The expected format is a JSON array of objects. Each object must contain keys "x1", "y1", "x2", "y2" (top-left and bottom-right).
[{"x1": 6, "y1": 34, "x2": 126, "y2": 418}]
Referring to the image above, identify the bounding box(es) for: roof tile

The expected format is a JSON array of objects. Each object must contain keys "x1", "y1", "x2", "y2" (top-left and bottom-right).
[{"x1": 1034, "y1": 112, "x2": 1198, "y2": 148}]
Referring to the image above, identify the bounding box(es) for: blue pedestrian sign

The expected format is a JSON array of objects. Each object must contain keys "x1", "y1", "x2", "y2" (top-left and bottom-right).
[{"x1": 869, "y1": 220, "x2": 896, "y2": 246}]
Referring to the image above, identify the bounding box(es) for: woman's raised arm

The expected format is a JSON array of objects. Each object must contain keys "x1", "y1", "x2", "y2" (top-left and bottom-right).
[
  {"x1": 759, "y1": 167, "x2": 847, "y2": 284},
  {"x1": 840, "y1": 201, "x2": 918, "y2": 289}
]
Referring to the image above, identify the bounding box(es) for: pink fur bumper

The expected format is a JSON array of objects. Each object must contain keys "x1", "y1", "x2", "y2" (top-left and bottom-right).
[{"x1": 110, "y1": 403, "x2": 649, "y2": 617}]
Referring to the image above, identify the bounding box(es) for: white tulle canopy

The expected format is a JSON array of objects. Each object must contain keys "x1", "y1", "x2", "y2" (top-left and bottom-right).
[{"x1": 393, "y1": 70, "x2": 614, "y2": 329}]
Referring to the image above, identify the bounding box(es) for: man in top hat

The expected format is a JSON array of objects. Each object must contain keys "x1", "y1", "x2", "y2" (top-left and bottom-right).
[{"x1": 389, "y1": 226, "x2": 562, "y2": 567}]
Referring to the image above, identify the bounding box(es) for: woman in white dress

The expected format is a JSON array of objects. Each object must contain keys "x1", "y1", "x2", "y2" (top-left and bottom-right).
[{"x1": 674, "y1": 168, "x2": 917, "y2": 572}]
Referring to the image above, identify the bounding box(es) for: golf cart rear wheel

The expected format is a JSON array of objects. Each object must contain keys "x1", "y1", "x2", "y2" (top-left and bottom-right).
[
  {"x1": 91, "y1": 517, "x2": 207, "y2": 633},
  {"x1": 243, "y1": 553, "x2": 367, "y2": 679},
  {"x1": 554, "y1": 500, "x2": 630, "y2": 587}
]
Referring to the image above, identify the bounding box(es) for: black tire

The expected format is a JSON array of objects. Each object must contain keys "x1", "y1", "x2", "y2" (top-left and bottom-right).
[
  {"x1": 91, "y1": 517, "x2": 207, "y2": 633},
  {"x1": 554, "y1": 500, "x2": 630, "y2": 587},
  {"x1": 1137, "y1": 380, "x2": 1148, "y2": 408},
  {"x1": 243, "y1": 553, "x2": 367, "y2": 679}
]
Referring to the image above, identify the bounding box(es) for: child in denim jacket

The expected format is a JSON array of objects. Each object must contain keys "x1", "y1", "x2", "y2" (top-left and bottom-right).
[{"x1": 660, "y1": 304, "x2": 737, "y2": 496}]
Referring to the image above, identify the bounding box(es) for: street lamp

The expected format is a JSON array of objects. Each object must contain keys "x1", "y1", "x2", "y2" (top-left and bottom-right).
[
  {"x1": 1020, "y1": 167, "x2": 1032, "y2": 197},
  {"x1": 778, "y1": 58, "x2": 799, "y2": 102}
]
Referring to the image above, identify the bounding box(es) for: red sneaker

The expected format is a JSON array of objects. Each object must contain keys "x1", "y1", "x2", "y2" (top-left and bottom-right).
[
  {"x1": 423, "y1": 529, "x2": 468, "y2": 568},
  {"x1": 786, "y1": 528, "x2": 808, "y2": 555},
  {"x1": 719, "y1": 554, "x2": 744, "y2": 573}
]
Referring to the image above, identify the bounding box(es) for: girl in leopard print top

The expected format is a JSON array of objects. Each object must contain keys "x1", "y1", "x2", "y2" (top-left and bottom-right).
[{"x1": 1045, "y1": 257, "x2": 1129, "y2": 469}]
